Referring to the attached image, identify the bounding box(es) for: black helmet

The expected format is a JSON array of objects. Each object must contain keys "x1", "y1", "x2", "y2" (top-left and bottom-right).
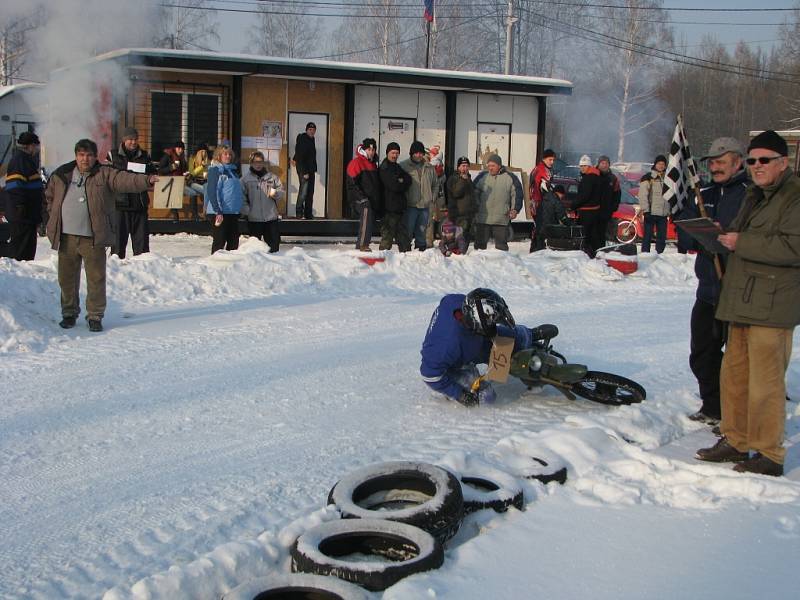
[{"x1": 462, "y1": 288, "x2": 515, "y2": 337}]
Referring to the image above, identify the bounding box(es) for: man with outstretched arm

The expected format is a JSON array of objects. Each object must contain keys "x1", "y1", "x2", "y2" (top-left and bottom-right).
[{"x1": 420, "y1": 288, "x2": 554, "y2": 406}]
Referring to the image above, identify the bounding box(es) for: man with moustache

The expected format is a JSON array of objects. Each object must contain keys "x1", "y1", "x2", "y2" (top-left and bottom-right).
[
  {"x1": 696, "y1": 131, "x2": 800, "y2": 476},
  {"x1": 679, "y1": 138, "x2": 748, "y2": 426}
]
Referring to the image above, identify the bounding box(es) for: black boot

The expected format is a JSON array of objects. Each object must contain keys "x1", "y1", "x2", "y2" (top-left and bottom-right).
[
  {"x1": 695, "y1": 437, "x2": 748, "y2": 463},
  {"x1": 733, "y1": 453, "x2": 783, "y2": 477}
]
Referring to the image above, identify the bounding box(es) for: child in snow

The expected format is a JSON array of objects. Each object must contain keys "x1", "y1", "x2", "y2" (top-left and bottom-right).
[{"x1": 438, "y1": 219, "x2": 467, "y2": 256}]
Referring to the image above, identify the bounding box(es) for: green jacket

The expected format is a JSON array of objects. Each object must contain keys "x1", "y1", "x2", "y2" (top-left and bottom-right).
[
  {"x1": 716, "y1": 169, "x2": 800, "y2": 328},
  {"x1": 400, "y1": 158, "x2": 439, "y2": 209},
  {"x1": 473, "y1": 168, "x2": 523, "y2": 226}
]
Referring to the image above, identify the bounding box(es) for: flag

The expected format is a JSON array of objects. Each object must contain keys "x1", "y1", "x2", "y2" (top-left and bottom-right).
[
  {"x1": 424, "y1": 0, "x2": 435, "y2": 23},
  {"x1": 662, "y1": 114, "x2": 700, "y2": 215}
]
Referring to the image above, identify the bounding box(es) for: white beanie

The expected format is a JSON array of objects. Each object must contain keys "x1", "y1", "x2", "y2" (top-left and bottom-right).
[{"x1": 578, "y1": 154, "x2": 592, "y2": 167}]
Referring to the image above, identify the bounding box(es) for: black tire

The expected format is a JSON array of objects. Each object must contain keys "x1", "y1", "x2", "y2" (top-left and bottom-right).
[
  {"x1": 223, "y1": 573, "x2": 369, "y2": 599},
  {"x1": 328, "y1": 461, "x2": 464, "y2": 545},
  {"x1": 571, "y1": 370, "x2": 646, "y2": 406},
  {"x1": 523, "y1": 456, "x2": 568, "y2": 485},
  {"x1": 291, "y1": 518, "x2": 444, "y2": 592},
  {"x1": 460, "y1": 470, "x2": 524, "y2": 513}
]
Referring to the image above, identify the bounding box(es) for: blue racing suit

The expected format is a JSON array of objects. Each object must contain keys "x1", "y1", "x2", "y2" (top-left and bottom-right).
[{"x1": 420, "y1": 294, "x2": 535, "y2": 401}]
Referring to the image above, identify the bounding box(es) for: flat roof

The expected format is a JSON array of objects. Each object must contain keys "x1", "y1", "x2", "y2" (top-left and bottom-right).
[
  {"x1": 0, "y1": 82, "x2": 45, "y2": 101},
  {"x1": 57, "y1": 48, "x2": 572, "y2": 97}
]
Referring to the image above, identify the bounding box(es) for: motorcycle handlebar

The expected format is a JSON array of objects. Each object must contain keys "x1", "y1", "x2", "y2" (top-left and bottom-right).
[{"x1": 531, "y1": 324, "x2": 559, "y2": 341}]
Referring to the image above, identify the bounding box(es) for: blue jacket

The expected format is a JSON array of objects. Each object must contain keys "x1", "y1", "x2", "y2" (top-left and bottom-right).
[
  {"x1": 678, "y1": 169, "x2": 748, "y2": 304},
  {"x1": 420, "y1": 294, "x2": 533, "y2": 400},
  {"x1": 205, "y1": 162, "x2": 243, "y2": 215}
]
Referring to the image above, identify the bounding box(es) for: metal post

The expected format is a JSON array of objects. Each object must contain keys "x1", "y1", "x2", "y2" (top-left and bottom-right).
[
  {"x1": 425, "y1": 21, "x2": 431, "y2": 69},
  {"x1": 504, "y1": 0, "x2": 516, "y2": 75}
]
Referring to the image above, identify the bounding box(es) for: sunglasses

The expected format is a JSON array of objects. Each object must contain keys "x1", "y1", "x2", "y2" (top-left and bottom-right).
[{"x1": 745, "y1": 155, "x2": 783, "y2": 166}]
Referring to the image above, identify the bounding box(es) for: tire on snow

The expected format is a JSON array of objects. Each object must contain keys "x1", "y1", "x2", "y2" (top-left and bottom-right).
[
  {"x1": 459, "y1": 469, "x2": 524, "y2": 514},
  {"x1": 223, "y1": 572, "x2": 369, "y2": 600},
  {"x1": 327, "y1": 461, "x2": 464, "y2": 544},
  {"x1": 291, "y1": 518, "x2": 444, "y2": 592},
  {"x1": 508, "y1": 455, "x2": 568, "y2": 485}
]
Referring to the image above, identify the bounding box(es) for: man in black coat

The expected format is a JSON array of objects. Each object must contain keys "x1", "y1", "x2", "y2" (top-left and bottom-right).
[
  {"x1": 597, "y1": 155, "x2": 621, "y2": 244},
  {"x1": 4, "y1": 131, "x2": 43, "y2": 260},
  {"x1": 571, "y1": 154, "x2": 605, "y2": 257},
  {"x1": 292, "y1": 122, "x2": 318, "y2": 219},
  {"x1": 378, "y1": 142, "x2": 412, "y2": 251},
  {"x1": 107, "y1": 127, "x2": 153, "y2": 258},
  {"x1": 678, "y1": 137, "x2": 748, "y2": 425}
]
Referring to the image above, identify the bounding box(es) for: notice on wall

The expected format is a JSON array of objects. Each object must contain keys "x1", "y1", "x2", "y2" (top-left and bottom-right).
[
  {"x1": 153, "y1": 176, "x2": 185, "y2": 209},
  {"x1": 262, "y1": 121, "x2": 283, "y2": 149}
]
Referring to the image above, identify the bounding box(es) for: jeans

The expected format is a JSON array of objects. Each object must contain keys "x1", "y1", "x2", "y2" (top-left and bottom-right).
[
  {"x1": 404, "y1": 207, "x2": 429, "y2": 250},
  {"x1": 641, "y1": 214, "x2": 667, "y2": 253},
  {"x1": 296, "y1": 172, "x2": 315, "y2": 218}
]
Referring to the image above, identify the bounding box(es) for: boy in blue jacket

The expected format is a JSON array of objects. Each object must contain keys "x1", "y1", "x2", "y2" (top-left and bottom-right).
[{"x1": 420, "y1": 288, "x2": 551, "y2": 406}]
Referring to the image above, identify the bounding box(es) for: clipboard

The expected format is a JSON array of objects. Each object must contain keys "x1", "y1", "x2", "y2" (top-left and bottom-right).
[{"x1": 674, "y1": 217, "x2": 729, "y2": 254}]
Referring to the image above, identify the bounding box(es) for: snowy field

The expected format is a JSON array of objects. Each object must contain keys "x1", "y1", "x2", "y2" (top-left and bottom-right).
[{"x1": 2, "y1": 234, "x2": 799, "y2": 599}]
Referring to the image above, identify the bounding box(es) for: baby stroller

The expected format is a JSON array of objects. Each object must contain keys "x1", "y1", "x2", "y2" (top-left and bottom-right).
[{"x1": 542, "y1": 219, "x2": 585, "y2": 251}]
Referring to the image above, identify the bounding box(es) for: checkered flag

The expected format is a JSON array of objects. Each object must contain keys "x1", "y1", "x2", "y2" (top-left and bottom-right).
[{"x1": 662, "y1": 115, "x2": 700, "y2": 215}]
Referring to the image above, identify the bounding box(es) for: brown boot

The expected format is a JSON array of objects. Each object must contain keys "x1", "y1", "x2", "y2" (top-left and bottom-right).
[
  {"x1": 733, "y1": 453, "x2": 783, "y2": 477},
  {"x1": 695, "y1": 437, "x2": 749, "y2": 463}
]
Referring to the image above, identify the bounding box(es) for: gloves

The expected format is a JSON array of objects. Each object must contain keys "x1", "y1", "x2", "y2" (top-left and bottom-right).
[
  {"x1": 457, "y1": 390, "x2": 479, "y2": 407},
  {"x1": 456, "y1": 383, "x2": 496, "y2": 406}
]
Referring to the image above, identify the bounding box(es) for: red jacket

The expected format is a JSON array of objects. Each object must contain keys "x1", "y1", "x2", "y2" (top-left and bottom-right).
[{"x1": 528, "y1": 161, "x2": 552, "y2": 216}]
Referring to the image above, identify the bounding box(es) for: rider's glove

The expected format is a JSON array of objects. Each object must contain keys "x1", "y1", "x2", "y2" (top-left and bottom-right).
[{"x1": 457, "y1": 390, "x2": 479, "y2": 407}]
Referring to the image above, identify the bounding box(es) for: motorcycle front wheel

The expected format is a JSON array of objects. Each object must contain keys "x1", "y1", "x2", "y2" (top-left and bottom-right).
[{"x1": 571, "y1": 371, "x2": 645, "y2": 406}]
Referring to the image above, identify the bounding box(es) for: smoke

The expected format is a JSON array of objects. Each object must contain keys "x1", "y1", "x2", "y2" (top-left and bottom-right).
[{"x1": 18, "y1": 0, "x2": 160, "y2": 167}]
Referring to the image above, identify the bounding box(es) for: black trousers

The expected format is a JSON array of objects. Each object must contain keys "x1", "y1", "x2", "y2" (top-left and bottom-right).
[
  {"x1": 689, "y1": 298, "x2": 723, "y2": 419},
  {"x1": 9, "y1": 221, "x2": 38, "y2": 260},
  {"x1": 112, "y1": 210, "x2": 149, "y2": 259},
  {"x1": 209, "y1": 214, "x2": 241, "y2": 254},
  {"x1": 296, "y1": 172, "x2": 315, "y2": 219},
  {"x1": 577, "y1": 210, "x2": 603, "y2": 257},
  {"x1": 641, "y1": 214, "x2": 667, "y2": 253},
  {"x1": 248, "y1": 220, "x2": 280, "y2": 253},
  {"x1": 474, "y1": 223, "x2": 509, "y2": 251}
]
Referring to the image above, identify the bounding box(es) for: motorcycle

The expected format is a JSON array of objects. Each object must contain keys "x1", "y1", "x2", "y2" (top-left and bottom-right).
[{"x1": 507, "y1": 325, "x2": 646, "y2": 406}]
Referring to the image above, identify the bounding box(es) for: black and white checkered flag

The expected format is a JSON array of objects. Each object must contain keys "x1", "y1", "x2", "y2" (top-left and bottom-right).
[{"x1": 662, "y1": 115, "x2": 700, "y2": 215}]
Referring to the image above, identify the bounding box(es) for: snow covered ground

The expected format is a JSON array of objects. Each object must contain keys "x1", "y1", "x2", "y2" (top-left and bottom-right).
[{"x1": 2, "y1": 235, "x2": 799, "y2": 599}]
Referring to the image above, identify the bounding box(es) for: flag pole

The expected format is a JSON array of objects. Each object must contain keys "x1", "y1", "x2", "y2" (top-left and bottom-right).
[
  {"x1": 678, "y1": 115, "x2": 722, "y2": 280},
  {"x1": 425, "y1": 20, "x2": 431, "y2": 68}
]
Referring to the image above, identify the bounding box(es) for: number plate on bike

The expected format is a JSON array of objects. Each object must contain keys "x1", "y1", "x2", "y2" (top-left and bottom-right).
[{"x1": 487, "y1": 336, "x2": 515, "y2": 383}]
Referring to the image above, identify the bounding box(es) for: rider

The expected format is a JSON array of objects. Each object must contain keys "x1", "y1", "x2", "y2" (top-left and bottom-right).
[{"x1": 420, "y1": 288, "x2": 554, "y2": 406}]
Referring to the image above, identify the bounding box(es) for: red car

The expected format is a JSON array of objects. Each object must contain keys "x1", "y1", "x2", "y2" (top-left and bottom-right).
[{"x1": 551, "y1": 170, "x2": 677, "y2": 243}]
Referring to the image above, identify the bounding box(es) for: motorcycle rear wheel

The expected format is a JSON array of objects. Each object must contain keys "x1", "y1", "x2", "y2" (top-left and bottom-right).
[{"x1": 571, "y1": 371, "x2": 645, "y2": 406}]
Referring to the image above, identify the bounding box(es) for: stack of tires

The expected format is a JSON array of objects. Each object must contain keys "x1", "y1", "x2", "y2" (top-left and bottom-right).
[{"x1": 224, "y1": 458, "x2": 567, "y2": 597}]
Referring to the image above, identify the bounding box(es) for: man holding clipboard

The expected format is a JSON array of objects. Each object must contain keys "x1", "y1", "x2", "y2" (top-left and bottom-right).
[{"x1": 674, "y1": 138, "x2": 748, "y2": 426}]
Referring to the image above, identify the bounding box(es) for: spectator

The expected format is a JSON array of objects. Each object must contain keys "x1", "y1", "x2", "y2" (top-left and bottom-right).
[
  {"x1": 438, "y1": 219, "x2": 467, "y2": 256},
  {"x1": 533, "y1": 184, "x2": 568, "y2": 251},
  {"x1": 4, "y1": 131, "x2": 43, "y2": 260},
  {"x1": 696, "y1": 130, "x2": 800, "y2": 477},
  {"x1": 571, "y1": 154, "x2": 604, "y2": 257},
  {"x1": 292, "y1": 122, "x2": 318, "y2": 219},
  {"x1": 45, "y1": 138, "x2": 157, "y2": 332},
  {"x1": 401, "y1": 140, "x2": 439, "y2": 251},
  {"x1": 187, "y1": 142, "x2": 210, "y2": 221},
  {"x1": 597, "y1": 154, "x2": 621, "y2": 245},
  {"x1": 241, "y1": 151, "x2": 284, "y2": 253},
  {"x1": 205, "y1": 145, "x2": 243, "y2": 254},
  {"x1": 528, "y1": 148, "x2": 555, "y2": 252},
  {"x1": 106, "y1": 127, "x2": 152, "y2": 259},
  {"x1": 158, "y1": 141, "x2": 201, "y2": 223},
  {"x1": 446, "y1": 156, "x2": 476, "y2": 247},
  {"x1": 638, "y1": 154, "x2": 669, "y2": 253},
  {"x1": 426, "y1": 146, "x2": 446, "y2": 248},
  {"x1": 680, "y1": 137, "x2": 748, "y2": 426},
  {"x1": 378, "y1": 141, "x2": 412, "y2": 251},
  {"x1": 346, "y1": 138, "x2": 381, "y2": 251},
  {"x1": 473, "y1": 154, "x2": 523, "y2": 251}
]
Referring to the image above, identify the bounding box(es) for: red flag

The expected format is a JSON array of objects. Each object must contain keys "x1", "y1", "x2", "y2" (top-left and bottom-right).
[{"x1": 424, "y1": 0, "x2": 434, "y2": 23}]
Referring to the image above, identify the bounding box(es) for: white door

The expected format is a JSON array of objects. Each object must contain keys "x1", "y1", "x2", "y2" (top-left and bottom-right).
[
  {"x1": 379, "y1": 117, "x2": 416, "y2": 158},
  {"x1": 477, "y1": 122, "x2": 511, "y2": 167},
  {"x1": 288, "y1": 112, "x2": 328, "y2": 218}
]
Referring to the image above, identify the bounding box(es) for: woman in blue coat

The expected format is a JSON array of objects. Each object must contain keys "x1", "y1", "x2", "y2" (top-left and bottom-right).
[{"x1": 205, "y1": 145, "x2": 243, "y2": 254}]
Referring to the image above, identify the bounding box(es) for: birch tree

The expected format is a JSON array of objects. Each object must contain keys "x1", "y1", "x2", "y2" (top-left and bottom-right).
[
  {"x1": 154, "y1": 0, "x2": 220, "y2": 51},
  {"x1": 246, "y1": 5, "x2": 321, "y2": 58}
]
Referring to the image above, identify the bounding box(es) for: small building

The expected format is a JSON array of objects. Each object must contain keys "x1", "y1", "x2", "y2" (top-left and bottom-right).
[
  {"x1": 0, "y1": 83, "x2": 45, "y2": 176},
  {"x1": 45, "y1": 49, "x2": 572, "y2": 226}
]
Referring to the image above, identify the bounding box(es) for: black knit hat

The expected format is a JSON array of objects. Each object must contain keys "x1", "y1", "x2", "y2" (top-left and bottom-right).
[
  {"x1": 306, "y1": 122, "x2": 317, "y2": 131},
  {"x1": 362, "y1": 138, "x2": 377, "y2": 150},
  {"x1": 457, "y1": 156, "x2": 470, "y2": 167},
  {"x1": 17, "y1": 131, "x2": 40, "y2": 145},
  {"x1": 386, "y1": 141, "x2": 401, "y2": 154},
  {"x1": 542, "y1": 148, "x2": 555, "y2": 159},
  {"x1": 653, "y1": 154, "x2": 667, "y2": 168},
  {"x1": 410, "y1": 140, "x2": 425, "y2": 155},
  {"x1": 174, "y1": 141, "x2": 185, "y2": 149},
  {"x1": 748, "y1": 130, "x2": 788, "y2": 156}
]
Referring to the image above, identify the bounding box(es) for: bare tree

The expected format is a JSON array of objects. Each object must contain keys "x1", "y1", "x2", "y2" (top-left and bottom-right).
[
  {"x1": 0, "y1": 7, "x2": 45, "y2": 85},
  {"x1": 246, "y1": 4, "x2": 321, "y2": 58},
  {"x1": 154, "y1": 0, "x2": 220, "y2": 51}
]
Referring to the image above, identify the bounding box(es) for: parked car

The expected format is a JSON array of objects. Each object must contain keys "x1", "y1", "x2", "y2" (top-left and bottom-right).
[{"x1": 551, "y1": 170, "x2": 677, "y2": 243}]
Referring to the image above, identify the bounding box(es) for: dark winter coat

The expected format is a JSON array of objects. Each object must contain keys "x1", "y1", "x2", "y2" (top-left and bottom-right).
[
  {"x1": 446, "y1": 173, "x2": 475, "y2": 220},
  {"x1": 108, "y1": 144, "x2": 153, "y2": 212},
  {"x1": 571, "y1": 167, "x2": 603, "y2": 212},
  {"x1": 379, "y1": 158, "x2": 412, "y2": 214},
  {"x1": 4, "y1": 148, "x2": 43, "y2": 224},
  {"x1": 157, "y1": 149, "x2": 188, "y2": 177},
  {"x1": 716, "y1": 168, "x2": 800, "y2": 328},
  {"x1": 346, "y1": 152, "x2": 381, "y2": 212},
  {"x1": 45, "y1": 160, "x2": 151, "y2": 249},
  {"x1": 539, "y1": 191, "x2": 567, "y2": 229},
  {"x1": 598, "y1": 170, "x2": 621, "y2": 219},
  {"x1": 679, "y1": 169, "x2": 748, "y2": 304},
  {"x1": 293, "y1": 133, "x2": 317, "y2": 175}
]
